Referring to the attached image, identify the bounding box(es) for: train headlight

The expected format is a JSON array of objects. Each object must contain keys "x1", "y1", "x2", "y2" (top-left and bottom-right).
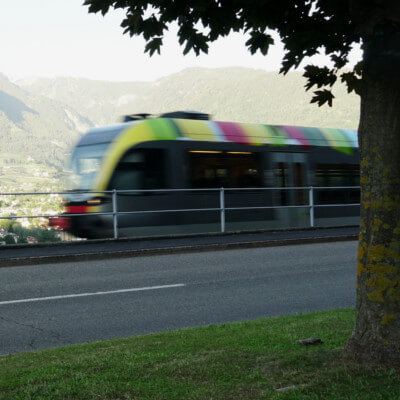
[{"x1": 87, "y1": 198, "x2": 103, "y2": 205}]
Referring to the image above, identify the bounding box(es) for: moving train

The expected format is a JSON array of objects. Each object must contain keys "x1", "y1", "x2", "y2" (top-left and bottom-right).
[{"x1": 54, "y1": 111, "x2": 360, "y2": 239}]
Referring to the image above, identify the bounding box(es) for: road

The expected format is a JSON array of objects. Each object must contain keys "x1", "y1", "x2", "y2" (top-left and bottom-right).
[{"x1": 0, "y1": 241, "x2": 357, "y2": 355}]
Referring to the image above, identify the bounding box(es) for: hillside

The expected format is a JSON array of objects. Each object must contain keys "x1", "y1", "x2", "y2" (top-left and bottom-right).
[
  {"x1": 17, "y1": 76, "x2": 148, "y2": 128},
  {"x1": 19, "y1": 67, "x2": 360, "y2": 129},
  {"x1": 0, "y1": 67, "x2": 360, "y2": 192},
  {"x1": 0, "y1": 74, "x2": 92, "y2": 170}
]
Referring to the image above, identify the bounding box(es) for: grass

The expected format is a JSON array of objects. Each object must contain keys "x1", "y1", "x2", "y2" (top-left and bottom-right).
[{"x1": 1, "y1": 308, "x2": 399, "y2": 399}]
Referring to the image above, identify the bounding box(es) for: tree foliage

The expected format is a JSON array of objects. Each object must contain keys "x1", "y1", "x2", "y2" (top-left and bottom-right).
[{"x1": 83, "y1": 0, "x2": 371, "y2": 106}]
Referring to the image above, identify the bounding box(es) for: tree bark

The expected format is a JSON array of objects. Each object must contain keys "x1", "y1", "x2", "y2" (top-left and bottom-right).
[{"x1": 346, "y1": 23, "x2": 400, "y2": 366}]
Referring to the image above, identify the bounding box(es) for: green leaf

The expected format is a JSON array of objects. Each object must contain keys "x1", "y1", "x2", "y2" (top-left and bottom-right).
[
  {"x1": 245, "y1": 31, "x2": 274, "y2": 55},
  {"x1": 144, "y1": 37, "x2": 163, "y2": 56},
  {"x1": 304, "y1": 65, "x2": 337, "y2": 91},
  {"x1": 341, "y1": 72, "x2": 362, "y2": 95},
  {"x1": 310, "y1": 89, "x2": 335, "y2": 107}
]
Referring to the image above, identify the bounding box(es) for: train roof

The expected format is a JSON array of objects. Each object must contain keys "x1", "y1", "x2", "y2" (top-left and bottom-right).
[{"x1": 80, "y1": 118, "x2": 358, "y2": 154}]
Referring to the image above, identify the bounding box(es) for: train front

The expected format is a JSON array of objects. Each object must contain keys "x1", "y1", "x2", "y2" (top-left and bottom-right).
[{"x1": 51, "y1": 128, "x2": 118, "y2": 239}]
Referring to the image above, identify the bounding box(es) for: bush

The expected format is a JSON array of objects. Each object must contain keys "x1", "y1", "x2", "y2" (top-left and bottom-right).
[
  {"x1": 4, "y1": 235, "x2": 16, "y2": 245},
  {"x1": 0, "y1": 220, "x2": 12, "y2": 231},
  {"x1": 37, "y1": 229, "x2": 60, "y2": 243}
]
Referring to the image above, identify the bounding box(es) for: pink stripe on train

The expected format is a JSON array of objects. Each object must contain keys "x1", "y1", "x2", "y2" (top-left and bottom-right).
[
  {"x1": 282, "y1": 126, "x2": 310, "y2": 147},
  {"x1": 215, "y1": 121, "x2": 250, "y2": 145}
]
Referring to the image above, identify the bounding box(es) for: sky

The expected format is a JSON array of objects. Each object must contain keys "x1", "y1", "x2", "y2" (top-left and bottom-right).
[{"x1": 1, "y1": 0, "x2": 362, "y2": 82}]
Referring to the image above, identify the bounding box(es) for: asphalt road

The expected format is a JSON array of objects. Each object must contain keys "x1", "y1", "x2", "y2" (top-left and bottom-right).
[{"x1": 0, "y1": 240, "x2": 358, "y2": 355}]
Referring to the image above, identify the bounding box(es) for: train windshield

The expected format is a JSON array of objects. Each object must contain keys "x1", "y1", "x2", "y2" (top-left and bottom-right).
[{"x1": 66, "y1": 143, "x2": 110, "y2": 190}]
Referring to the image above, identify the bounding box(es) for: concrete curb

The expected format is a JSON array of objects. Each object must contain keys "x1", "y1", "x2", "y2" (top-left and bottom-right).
[
  {"x1": 0, "y1": 234, "x2": 358, "y2": 268},
  {"x1": 0, "y1": 225, "x2": 359, "y2": 250}
]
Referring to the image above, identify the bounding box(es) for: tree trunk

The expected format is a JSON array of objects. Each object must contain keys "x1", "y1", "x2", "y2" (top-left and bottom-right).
[{"x1": 346, "y1": 25, "x2": 400, "y2": 366}]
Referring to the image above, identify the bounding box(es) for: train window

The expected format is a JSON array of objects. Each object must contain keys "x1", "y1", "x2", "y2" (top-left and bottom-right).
[
  {"x1": 275, "y1": 162, "x2": 288, "y2": 187},
  {"x1": 274, "y1": 162, "x2": 289, "y2": 205},
  {"x1": 294, "y1": 162, "x2": 306, "y2": 204},
  {"x1": 142, "y1": 149, "x2": 166, "y2": 189},
  {"x1": 188, "y1": 151, "x2": 262, "y2": 188},
  {"x1": 109, "y1": 149, "x2": 165, "y2": 191},
  {"x1": 67, "y1": 143, "x2": 110, "y2": 190},
  {"x1": 315, "y1": 164, "x2": 359, "y2": 187},
  {"x1": 315, "y1": 164, "x2": 360, "y2": 204}
]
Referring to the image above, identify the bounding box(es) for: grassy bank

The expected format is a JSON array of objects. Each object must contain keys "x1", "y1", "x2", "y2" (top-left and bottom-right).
[{"x1": 1, "y1": 308, "x2": 399, "y2": 399}]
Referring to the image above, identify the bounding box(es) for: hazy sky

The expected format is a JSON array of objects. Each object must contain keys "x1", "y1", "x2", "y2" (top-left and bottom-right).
[{"x1": 1, "y1": 0, "x2": 362, "y2": 82}]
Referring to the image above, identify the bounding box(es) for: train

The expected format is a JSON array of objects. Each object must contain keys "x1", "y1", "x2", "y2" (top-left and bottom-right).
[{"x1": 52, "y1": 111, "x2": 360, "y2": 239}]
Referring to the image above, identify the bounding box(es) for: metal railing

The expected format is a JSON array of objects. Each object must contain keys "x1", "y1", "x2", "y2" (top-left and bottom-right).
[{"x1": 0, "y1": 186, "x2": 360, "y2": 241}]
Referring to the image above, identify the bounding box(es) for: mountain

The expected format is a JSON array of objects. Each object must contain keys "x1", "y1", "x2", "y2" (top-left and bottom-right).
[
  {"x1": 0, "y1": 73, "x2": 92, "y2": 170},
  {"x1": 18, "y1": 67, "x2": 360, "y2": 129},
  {"x1": 17, "y1": 76, "x2": 148, "y2": 128},
  {"x1": 0, "y1": 67, "x2": 360, "y2": 191}
]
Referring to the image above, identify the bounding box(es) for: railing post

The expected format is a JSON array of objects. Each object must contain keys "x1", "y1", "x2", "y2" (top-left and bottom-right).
[
  {"x1": 112, "y1": 189, "x2": 118, "y2": 239},
  {"x1": 220, "y1": 187, "x2": 225, "y2": 233},
  {"x1": 309, "y1": 186, "x2": 314, "y2": 228}
]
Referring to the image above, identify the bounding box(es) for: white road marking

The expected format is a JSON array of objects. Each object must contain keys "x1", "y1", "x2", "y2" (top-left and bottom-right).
[{"x1": 0, "y1": 284, "x2": 186, "y2": 306}]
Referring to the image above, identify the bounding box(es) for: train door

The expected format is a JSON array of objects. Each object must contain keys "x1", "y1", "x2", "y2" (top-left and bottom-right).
[
  {"x1": 182, "y1": 146, "x2": 265, "y2": 233},
  {"x1": 271, "y1": 152, "x2": 309, "y2": 228},
  {"x1": 107, "y1": 148, "x2": 173, "y2": 236}
]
